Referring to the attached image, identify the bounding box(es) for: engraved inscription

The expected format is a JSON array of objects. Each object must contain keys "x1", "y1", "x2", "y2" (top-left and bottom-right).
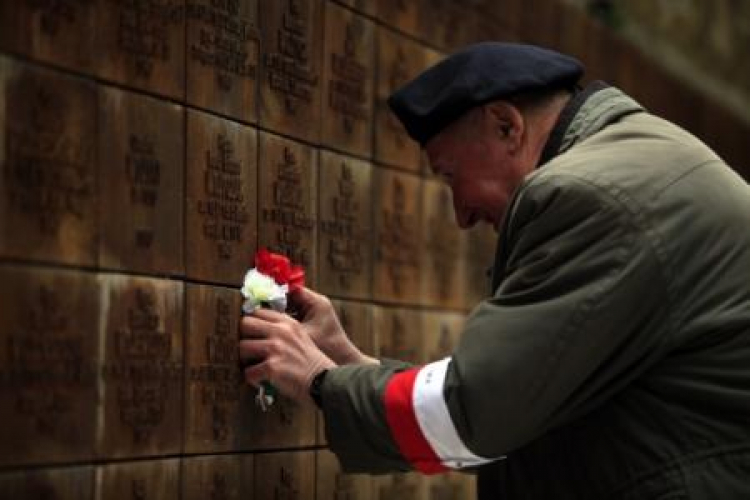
[
  {"x1": 385, "y1": 46, "x2": 408, "y2": 148},
  {"x1": 264, "y1": 0, "x2": 319, "y2": 113},
  {"x1": 2, "y1": 286, "x2": 93, "y2": 440},
  {"x1": 111, "y1": 0, "x2": 184, "y2": 77},
  {"x1": 320, "y1": 163, "x2": 365, "y2": 288},
  {"x1": 196, "y1": 133, "x2": 249, "y2": 260},
  {"x1": 33, "y1": 0, "x2": 92, "y2": 36},
  {"x1": 103, "y1": 287, "x2": 181, "y2": 443},
  {"x1": 189, "y1": 296, "x2": 240, "y2": 443},
  {"x1": 328, "y1": 22, "x2": 368, "y2": 134},
  {"x1": 427, "y1": 188, "x2": 459, "y2": 300},
  {"x1": 274, "y1": 467, "x2": 299, "y2": 500},
  {"x1": 262, "y1": 146, "x2": 314, "y2": 267},
  {"x1": 4, "y1": 80, "x2": 92, "y2": 235},
  {"x1": 383, "y1": 314, "x2": 415, "y2": 361},
  {"x1": 187, "y1": 0, "x2": 259, "y2": 91},
  {"x1": 377, "y1": 178, "x2": 418, "y2": 295},
  {"x1": 126, "y1": 134, "x2": 161, "y2": 248}
]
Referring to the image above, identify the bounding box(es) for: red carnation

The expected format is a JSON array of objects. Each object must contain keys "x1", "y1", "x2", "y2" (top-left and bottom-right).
[{"x1": 254, "y1": 248, "x2": 306, "y2": 292}]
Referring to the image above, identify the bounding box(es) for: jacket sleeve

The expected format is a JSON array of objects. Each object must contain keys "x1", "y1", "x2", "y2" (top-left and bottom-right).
[{"x1": 321, "y1": 172, "x2": 675, "y2": 473}]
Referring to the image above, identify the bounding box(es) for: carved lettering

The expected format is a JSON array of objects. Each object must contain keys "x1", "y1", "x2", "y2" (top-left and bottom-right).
[
  {"x1": 4, "y1": 82, "x2": 92, "y2": 235},
  {"x1": 196, "y1": 133, "x2": 249, "y2": 260},
  {"x1": 385, "y1": 46, "x2": 409, "y2": 148},
  {"x1": 384, "y1": 314, "x2": 415, "y2": 361},
  {"x1": 30, "y1": 0, "x2": 91, "y2": 36},
  {"x1": 2, "y1": 285, "x2": 93, "y2": 439},
  {"x1": 125, "y1": 133, "x2": 161, "y2": 248},
  {"x1": 263, "y1": 0, "x2": 318, "y2": 113},
  {"x1": 328, "y1": 22, "x2": 368, "y2": 133},
  {"x1": 320, "y1": 163, "x2": 365, "y2": 288},
  {"x1": 112, "y1": 0, "x2": 184, "y2": 77},
  {"x1": 103, "y1": 287, "x2": 180, "y2": 443},
  {"x1": 262, "y1": 146, "x2": 314, "y2": 267},
  {"x1": 377, "y1": 178, "x2": 418, "y2": 295},
  {"x1": 189, "y1": 295, "x2": 240, "y2": 443},
  {"x1": 187, "y1": 0, "x2": 259, "y2": 91}
]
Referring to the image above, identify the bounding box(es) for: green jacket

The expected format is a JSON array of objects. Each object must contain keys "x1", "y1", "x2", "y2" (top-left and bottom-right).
[{"x1": 321, "y1": 84, "x2": 750, "y2": 499}]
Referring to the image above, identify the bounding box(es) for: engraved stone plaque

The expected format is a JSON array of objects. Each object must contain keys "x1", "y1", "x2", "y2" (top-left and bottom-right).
[
  {"x1": 97, "y1": 276, "x2": 183, "y2": 459},
  {"x1": 185, "y1": 109, "x2": 257, "y2": 286},
  {"x1": 373, "y1": 306, "x2": 423, "y2": 365},
  {"x1": 420, "y1": 179, "x2": 466, "y2": 308},
  {"x1": 321, "y1": 3, "x2": 375, "y2": 157},
  {"x1": 99, "y1": 86, "x2": 184, "y2": 275},
  {"x1": 0, "y1": 58, "x2": 97, "y2": 266},
  {"x1": 318, "y1": 151, "x2": 372, "y2": 299},
  {"x1": 316, "y1": 449, "x2": 373, "y2": 500},
  {"x1": 258, "y1": 0, "x2": 323, "y2": 142},
  {"x1": 186, "y1": 0, "x2": 260, "y2": 121},
  {"x1": 94, "y1": 0, "x2": 185, "y2": 99},
  {"x1": 184, "y1": 283, "x2": 252, "y2": 453},
  {"x1": 421, "y1": 312, "x2": 464, "y2": 364},
  {"x1": 0, "y1": 266, "x2": 99, "y2": 466},
  {"x1": 94, "y1": 459, "x2": 179, "y2": 500},
  {"x1": 0, "y1": 0, "x2": 95, "y2": 73},
  {"x1": 182, "y1": 455, "x2": 254, "y2": 500},
  {"x1": 372, "y1": 473, "x2": 426, "y2": 500},
  {"x1": 258, "y1": 131, "x2": 317, "y2": 287},
  {"x1": 372, "y1": 169, "x2": 421, "y2": 304},
  {"x1": 374, "y1": 28, "x2": 430, "y2": 172},
  {"x1": 464, "y1": 224, "x2": 497, "y2": 308},
  {"x1": 254, "y1": 451, "x2": 315, "y2": 500},
  {"x1": 0, "y1": 466, "x2": 94, "y2": 500}
]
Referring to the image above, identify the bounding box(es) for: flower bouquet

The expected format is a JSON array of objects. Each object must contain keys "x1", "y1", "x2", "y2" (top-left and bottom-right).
[{"x1": 241, "y1": 248, "x2": 305, "y2": 411}]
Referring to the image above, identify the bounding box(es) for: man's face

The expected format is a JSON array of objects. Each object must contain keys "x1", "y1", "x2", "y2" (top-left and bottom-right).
[{"x1": 424, "y1": 109, "x2": 530, "y2": 230}]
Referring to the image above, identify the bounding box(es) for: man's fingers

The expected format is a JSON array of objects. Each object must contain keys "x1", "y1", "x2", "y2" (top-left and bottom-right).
[
  {"x1": 238, "y1": 338, "x2": 272, "y2": 363},
  {"x1": 251, "y1": 308, "x2": 287, "y2": 322},
  {"x1": 240, "y1": 315, "x2": 281, "y2": 339}
]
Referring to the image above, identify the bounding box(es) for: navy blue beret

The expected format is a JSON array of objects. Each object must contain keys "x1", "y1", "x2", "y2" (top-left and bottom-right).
[{"x1": 388, "y1": 42, "x2": 584, "y2": 145}]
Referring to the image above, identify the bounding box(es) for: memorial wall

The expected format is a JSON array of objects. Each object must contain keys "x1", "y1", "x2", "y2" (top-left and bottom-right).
[{"x1": 1, "y1": 1, "x2": 748, "y2": 499}]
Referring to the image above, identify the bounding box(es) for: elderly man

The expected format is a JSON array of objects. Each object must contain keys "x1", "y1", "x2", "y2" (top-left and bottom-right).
[{"x1": 239, "y1": 43, "x2": 750, "y2": 499}]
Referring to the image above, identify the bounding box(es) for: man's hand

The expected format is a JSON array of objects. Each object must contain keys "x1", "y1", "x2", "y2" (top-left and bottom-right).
[
  {"x1": 239, "y1": 309, "x2": 336, "y2": 404},
  {"x1": 290, "y1": 287, "x2": 379, "y2": 366}
]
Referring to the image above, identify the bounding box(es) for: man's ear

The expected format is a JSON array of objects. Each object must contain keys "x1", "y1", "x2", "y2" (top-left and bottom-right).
[{"x1": 484, "y1": 101, "x2": 524, "y2": 153}]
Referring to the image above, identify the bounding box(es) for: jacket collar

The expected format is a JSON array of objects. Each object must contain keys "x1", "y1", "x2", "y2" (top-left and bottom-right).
[{"x1": 538, "y1": 81, "x2": 644, "y2": 166}]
